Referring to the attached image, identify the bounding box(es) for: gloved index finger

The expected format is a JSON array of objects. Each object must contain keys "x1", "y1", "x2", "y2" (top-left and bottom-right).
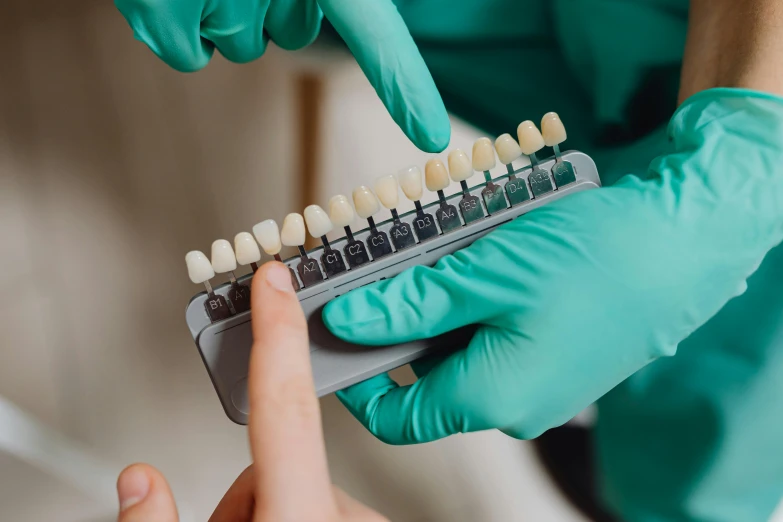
[
  {"x1": 318, "y1": 0, "x2": 451, "y2": 152},
  {"x1": 247, "y1": 262, "x2": 336, "y2": 520}
]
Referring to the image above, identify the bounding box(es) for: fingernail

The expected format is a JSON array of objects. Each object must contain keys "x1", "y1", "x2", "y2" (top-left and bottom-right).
[
  {"x1": 117, "y1": 466, "x2": 150, "y2": 511},
  {"x1": 266, "y1": 263, "x2": 294, "y2": 293}
]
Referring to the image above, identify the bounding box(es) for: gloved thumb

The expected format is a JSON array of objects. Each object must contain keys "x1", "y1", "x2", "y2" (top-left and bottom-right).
[
  {"x1": 117, "y1": 464, "x2": 178, "y2": 522},
  {"x1": 323, "y1": 244, "x2": 508, "y2": 346}
]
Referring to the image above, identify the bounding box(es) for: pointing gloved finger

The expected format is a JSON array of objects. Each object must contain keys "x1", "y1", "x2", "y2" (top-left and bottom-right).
[
  {"x1": 201, "y1": 0, "x2": 271, "y2": 64},
  {"x1": 265, "y1": 0, "x2": 323, "y2": 51},
  {"x1": 116, "y1": 464, "x2": 179, "y2": 522},
  {"x1": 318, "y1": 0, "x2": 450, "y2": 152},
  {"x1": 115, "y1": 0, "x2": 214, "y2": 72}
]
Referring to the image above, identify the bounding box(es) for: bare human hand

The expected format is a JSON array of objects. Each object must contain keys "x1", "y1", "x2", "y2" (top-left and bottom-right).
[{"x1": 116, "y1": 262, "x2": 387, "y2": 522}]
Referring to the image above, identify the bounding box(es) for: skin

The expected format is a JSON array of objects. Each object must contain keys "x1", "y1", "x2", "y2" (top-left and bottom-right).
[
  {"x1": 679, "y1": 0, "x2": 783, "y2": 101},
  {"x1": 116, "y1": 263, "x2": 387, "y2": 522}
]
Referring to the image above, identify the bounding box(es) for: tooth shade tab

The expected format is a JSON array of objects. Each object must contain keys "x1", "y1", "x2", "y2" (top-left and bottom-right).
[
  {"x1": 328, "y1": 194, "x2": 355, "y2": 228},
  {"x1": 234, "y1": 232, "x2": 261, "y2": 265},
  {"x1": 517, "y1": 120, "x2": 545, "y2": 155},
  {"x1": 398, "y1": 166, "x2": 423, "y2": 201},
  {"x1": 186, "y1": 250, "x2": 215, "y2": 284},
  {"x1": 495, "y1": 133, "x2": 523, "y2": 165},
  {"x1": 280, "y1": 213, "x2": 306, "y2": 246},
  {"x1": 211, "y1": 239, "x2": 237, "y2": 273},
  {"x1": 304, "y1": 204, "x2": 334, "y2": 238},
  {"x1": 425, "y1": 158, "x2": 450, "y2": 191},
  {"x1": 253, "y1": 219, "x2": 282, "y2": 255},
  {"x1": 447, "y1": 148, "x2": 473, "y2": 182},
  {"x1": 374, "y1": 174, "x2": 400, "y2": 209},
  {"x1": 352, "y1": 185, "x2": 381, "y2": 219},
  {"x1": 542, "y1": 112, "x2": 567, "y2": 147},
  {"x1": 472, "y1": 137, "x2": 496, "y2": 172}
]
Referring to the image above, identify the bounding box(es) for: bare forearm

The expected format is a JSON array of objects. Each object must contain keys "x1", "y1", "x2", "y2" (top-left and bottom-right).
[{"x1": 680, "y1": 0, "x2": 783, "y2": 102}]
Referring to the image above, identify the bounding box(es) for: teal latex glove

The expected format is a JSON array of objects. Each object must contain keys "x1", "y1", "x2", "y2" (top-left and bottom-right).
[
  {"x1": 114, "y1": 0, "x2": 450, "y2": 152},
  {"x1": 323, "y1": 88, "x2": 783, "y2": 444}
]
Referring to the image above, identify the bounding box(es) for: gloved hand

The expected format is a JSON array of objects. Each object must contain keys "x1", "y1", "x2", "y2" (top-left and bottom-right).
[
  {"x1": 323, "y1": 88, "x2": 783, "y2": 444},
  {"x1": 114, "y1": 0, "x2": 450, "y2": 152}
]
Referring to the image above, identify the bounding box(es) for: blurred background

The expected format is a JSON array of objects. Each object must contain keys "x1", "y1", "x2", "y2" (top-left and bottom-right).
[{"x1": 0, "y1": 1, "x2": 589, "y2": 520}]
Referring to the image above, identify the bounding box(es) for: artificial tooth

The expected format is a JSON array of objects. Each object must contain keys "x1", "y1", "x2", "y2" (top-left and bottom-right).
[
  {"x1": 304, "y1": 204, "x2": 334, "y2": 238},
  {"x1": 186, "y1": 250, "x2": 215, "y2": 286},
  {"x1": 281, "y1": 213, "x2": 306, "y2": 247},
  {"x1": 251, "y1": 219, "x2": 300, "y2": 290},
  {"x1": 517, "y1": 120, "x2": 553, "y2": 198},
  {"x1": 375, "y1": 174, "x2": 415, "y2": 251},
  {"x1": 253, "y1": 219, "x2": 282, "y2": 257},
  {"x1": 374, "y1": 174, "x2": 400, "y2": 210},
  {"x1": 495, "y1": 133, "x2": 522, "y2": 168},
  {"x1": 304, "y1": 204, "x2": 346, "y2": 277},
  {"x1": 329, "y1": 195, "x2": 369, "y2": 269},
  {"x1": 541, "y1": 112, "x2": 567, "y2": 147},
  {"x1": 447, "y1": 149, "x2": 473, "y2": 182},
  {"x1": 186, "y1": 250, "x2": 232, "y2": 322},
  {"x1": 282, "y1": 212, "x2": 323, "y2": 287},
  {"x1": 472, "y1": 138, "x2": 496, "y2": 172},
  {"x1": 541, "y1": 112, "x2": 576, "y2": 188},
  {"x1": 352, "y1": 185, "x2": 381, "y2": 219},
  {"x1": 211, "y1": 239, "x2": 237, "y2": 274},
  {"x1": 517, "y1": 120, "x2": 546, "y2": 159},
  {"x1": 352, "y1": 186, "x2": 392, "y2": 260},
  {"x1": 473, "y1": 137, "x2": 507, "y2": 215},
  {"x1": 211, "y1": 239, "x2": 249, "y2": 314},
  {"x1": 398, "y1": 166, "x2": 438, "y2": 242},
  {"x1": 425, "y1": 158, "x2": 460, "y2": 234},
  {"x1": 495, "y1": 134, "x2": 530, "y2": 206},
  {"x1": 234, "y1": 232, "x2": 261, "y2": 272},
  {"x1": 398, "y1": 166, "x2": 424, "y2": 201},
  {"x1": 448, "y1": 149, "x2": 484, "y2": 225}
]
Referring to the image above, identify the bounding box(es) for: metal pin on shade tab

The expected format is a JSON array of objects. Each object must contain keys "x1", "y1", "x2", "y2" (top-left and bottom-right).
[
  {"x1": 542, "y1": 112, "x2": 576, "y2": 188},
  {"x1": 328, "y1": 195, "x2": 370, "y2": 269},
  {"x1": 473, "y1": 137, "x2": 508, "y2": 214},
  {"x1": 211, "y1": 239, "x2": 250, "y2": 313},
  {"x1": 375, "y1": 174, "x2": 416, "y2": 251},
  {"x1": 425, "y1": 158, "x2": 461, "y2": 234},
  {"x1": 304, "y1": 204, "x2": 347, "y2": 278},
  {"x1": 399, "y1": 166, "x2": 439, "y2": 242}
]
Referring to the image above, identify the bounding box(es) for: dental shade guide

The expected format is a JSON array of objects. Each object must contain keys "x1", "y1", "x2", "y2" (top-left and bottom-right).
[
  {"x1": 304, "y1": 205, "x2": 347, "y2": 278},
  {"x1": 282, "y1": 213, "x2": 324, "y2": 287},
  {"x1": 185, "y1": 115, "x2": 603, "y2": 425},
  {"x1": 375, "y1": 174, "x2": 416, "y2": 251},
  {"x1": 473, "y1": 137, "x2": 507, "y2": 214},
  {"x1": 353, "y1": 186, "x2": 393, "y2": 260},
  {"x1": 542, "y1": 112, "x2": 577, "y2": 188},
  {"x1": 329, "y1": 195, "x2": 370, "y2": 269},
  {"x1": 495, "y1": 133, "x2": 531, "y2": 206},
  {"x1": 518, "y1": 120, "x2": 555, "y2": 198},
  {"x1": 399, "y1": 166, "x2": 439, "y2": 242},
  {"x1": 448, "y1": 149, "x2": 485, "y2": 225},
  {"x1": 253, "y1": 218, "x2": 300, "y2": 290},
  {"x1": 425, "y1": 158, "x2": 461, "y2": 234},
  {"x1": 212, "y1": 239, "x2": 250, "y2": 314}
]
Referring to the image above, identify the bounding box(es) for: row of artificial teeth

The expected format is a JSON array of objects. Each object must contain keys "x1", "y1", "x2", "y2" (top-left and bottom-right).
[{"x1": 186, "y1": 113, "x2": 568, "y2": 288}]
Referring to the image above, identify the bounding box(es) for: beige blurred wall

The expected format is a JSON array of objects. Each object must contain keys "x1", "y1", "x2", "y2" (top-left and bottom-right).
[{"x1": 0, "y1": 1, "x2": 585, "y2": 521}]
